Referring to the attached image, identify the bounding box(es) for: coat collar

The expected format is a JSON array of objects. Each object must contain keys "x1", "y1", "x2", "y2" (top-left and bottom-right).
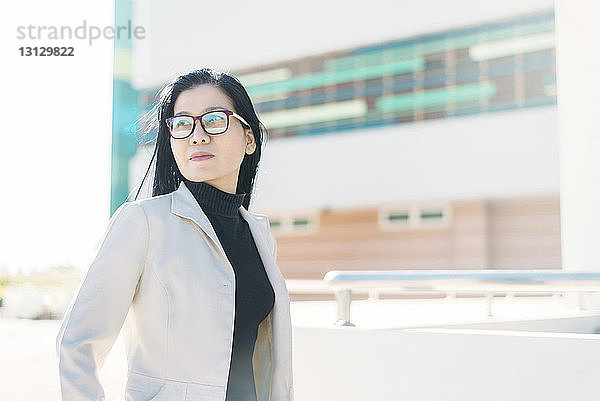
[{"x1": 170, "y1": 180, "x2": 270, "y2": 265}]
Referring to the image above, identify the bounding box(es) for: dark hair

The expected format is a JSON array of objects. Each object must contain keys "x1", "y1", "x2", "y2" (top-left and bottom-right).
[{"x1": 131, "y1": 67, "x2": 268, "y2": 210}]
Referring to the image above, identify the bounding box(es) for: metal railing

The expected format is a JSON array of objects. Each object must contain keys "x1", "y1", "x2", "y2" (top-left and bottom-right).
[{"x1": 287, "y1": 270, "x2": 600, "y2": 326}]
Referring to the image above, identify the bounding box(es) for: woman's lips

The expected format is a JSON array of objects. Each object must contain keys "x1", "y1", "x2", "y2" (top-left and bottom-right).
[{"x1": 191, "y1": 155, "x2": 214, "y2": 161}]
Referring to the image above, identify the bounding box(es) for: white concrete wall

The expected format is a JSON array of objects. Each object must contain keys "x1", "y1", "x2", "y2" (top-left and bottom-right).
[
  {"x1": 293, "y1": 326, "x2": 600, "y2": 401},
  {"x1": 433, "y1": 314, "x2": 600, "y2": 334},
  {"x1": 555, "y1": 0, "x2": 600, "y2": 273},
  {"x1": 252, "y1": 106, "x2": 559, "y2": 212},
  {"x1": 132, "y1": 0, "x2": 553, "y2": 89}
]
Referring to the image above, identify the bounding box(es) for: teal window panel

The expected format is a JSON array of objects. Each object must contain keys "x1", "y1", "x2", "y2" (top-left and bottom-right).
[
  {"x1": 324, "y1": 20, "x2": 554, "y2": 72},
  {"x1": 259, "y1": 99, "x2": 367, "y2": 129},
  {"x1": 376, "y1": 81, "x2": 497, "y2": 114},
  {"x1": 349, "y1": 11, "x2": 554, "y2": 57},
  {"x1": 246, "y1": 54, "x2": 554, "y2": 115},
  {"x1": 389, "y1": 213, "x2": 410, "y2": 222},
  {"x1": 543, "y1": 73, "x2": 557, "y2": 85},
  {"x1": 246, "y1": 58, "x2": 425, "y2": 98},
  {"x1": 421, "y1": 211, "x2": 444, "y2": 220},
  {"x1": 293, "y1": 218, "x2": 309, "y2": 226}
]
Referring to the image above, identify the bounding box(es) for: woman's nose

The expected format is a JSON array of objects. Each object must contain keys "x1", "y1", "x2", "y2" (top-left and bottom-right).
[{"x1": 190, "y1": 123, "x2": 210, "y2": 143}]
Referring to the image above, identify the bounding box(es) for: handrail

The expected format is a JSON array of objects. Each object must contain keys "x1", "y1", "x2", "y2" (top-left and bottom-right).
[{"x1": 320, "y1": 270, "x2": 600, "y2": 326}]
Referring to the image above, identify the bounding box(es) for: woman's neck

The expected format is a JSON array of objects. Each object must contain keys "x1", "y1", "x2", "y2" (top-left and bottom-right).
[{"x1": 183, "y1": 179, "x2": 246, "y2": 217}]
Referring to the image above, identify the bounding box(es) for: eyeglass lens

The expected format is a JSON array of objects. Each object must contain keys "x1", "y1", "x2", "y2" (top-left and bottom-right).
[{"x1": 169, "y1": 111, "x2": 229, "y2": 138}]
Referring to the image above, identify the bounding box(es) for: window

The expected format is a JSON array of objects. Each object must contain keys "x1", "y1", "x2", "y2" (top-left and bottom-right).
[
  {"x1": 378, "y1": 202, "x2": 452, "y2": 231},
  {"x1": 267, "y1": 211, "x2": 319, "y2": 236}
]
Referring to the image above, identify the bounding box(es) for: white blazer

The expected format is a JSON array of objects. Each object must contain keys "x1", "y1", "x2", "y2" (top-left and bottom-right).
[{"x1": 55, "y1": 180, "x2": 294, "y2": 401}]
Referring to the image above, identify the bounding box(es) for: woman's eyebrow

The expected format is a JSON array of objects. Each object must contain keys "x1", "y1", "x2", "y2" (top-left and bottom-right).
[{"x1": 174, "y1": 105, "x2": 227, "y2": 116}]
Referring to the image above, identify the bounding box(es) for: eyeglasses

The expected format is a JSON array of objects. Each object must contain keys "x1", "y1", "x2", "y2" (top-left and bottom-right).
[{"x1": 165, "y1": 109, "x2": 250, "y2": 139}]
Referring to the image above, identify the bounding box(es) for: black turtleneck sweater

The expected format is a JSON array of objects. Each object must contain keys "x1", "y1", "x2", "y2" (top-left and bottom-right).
[{"x1": 183, "y1": 179, "x2": 275, "y2": 401}]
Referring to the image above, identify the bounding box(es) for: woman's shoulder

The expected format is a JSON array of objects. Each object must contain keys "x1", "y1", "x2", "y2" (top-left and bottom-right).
[{"x1": 119, "y1": 192, "x2": 174, "y2": 220}]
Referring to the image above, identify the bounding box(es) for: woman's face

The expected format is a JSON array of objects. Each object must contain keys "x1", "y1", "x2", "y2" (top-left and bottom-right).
[{"x1": 170, "y1": 84, "x2": 256, "y2": 194}]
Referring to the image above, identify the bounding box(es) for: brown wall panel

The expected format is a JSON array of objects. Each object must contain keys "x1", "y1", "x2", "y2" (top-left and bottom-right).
[{"x1": 272, "y1": 196, "x2": 561, "y2": 279}]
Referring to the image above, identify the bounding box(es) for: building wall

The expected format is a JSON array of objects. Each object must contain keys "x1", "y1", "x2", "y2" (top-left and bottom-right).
[
  {"x1": 127, "y1": 8, "x2": 562, "y2": 276},
  {"x1": 274, "y1": 196, "x2": 561, "y2": 279},
  {"x1": 489, "y1": 196, "x2": 562, "y2": 268},
  {"x1": 133, "y1": 10, "x2": 560, "y2": 213},
  {"x1": 252, "y1": 105, "x2": 559, "y2": 212}
]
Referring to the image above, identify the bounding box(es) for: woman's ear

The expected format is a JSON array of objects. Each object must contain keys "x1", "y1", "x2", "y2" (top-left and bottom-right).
[{"x1": 245, "y1": 130, "x2": 257, "y2": 155}]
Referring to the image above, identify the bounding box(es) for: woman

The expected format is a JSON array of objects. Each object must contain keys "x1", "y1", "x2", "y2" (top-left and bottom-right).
[{"x1": 55, "y1": 68, "x2": 294, "y2": 401}]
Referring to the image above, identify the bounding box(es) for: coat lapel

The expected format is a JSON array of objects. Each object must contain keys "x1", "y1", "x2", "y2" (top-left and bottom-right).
[
  {"x1": 169, "y1": 180, "x2": 283, "y2": 289},
  {"x1": 238, "y1": 206, "x2": 287, "y2": 296},
  {"x1": 170, "y1": 180, "x2": 226, "y2": 256}
]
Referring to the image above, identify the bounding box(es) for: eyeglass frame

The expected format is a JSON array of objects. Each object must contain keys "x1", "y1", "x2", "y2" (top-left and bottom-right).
[{"x1": 165, "y1": 109, "x2": 251, "y2": 139}]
